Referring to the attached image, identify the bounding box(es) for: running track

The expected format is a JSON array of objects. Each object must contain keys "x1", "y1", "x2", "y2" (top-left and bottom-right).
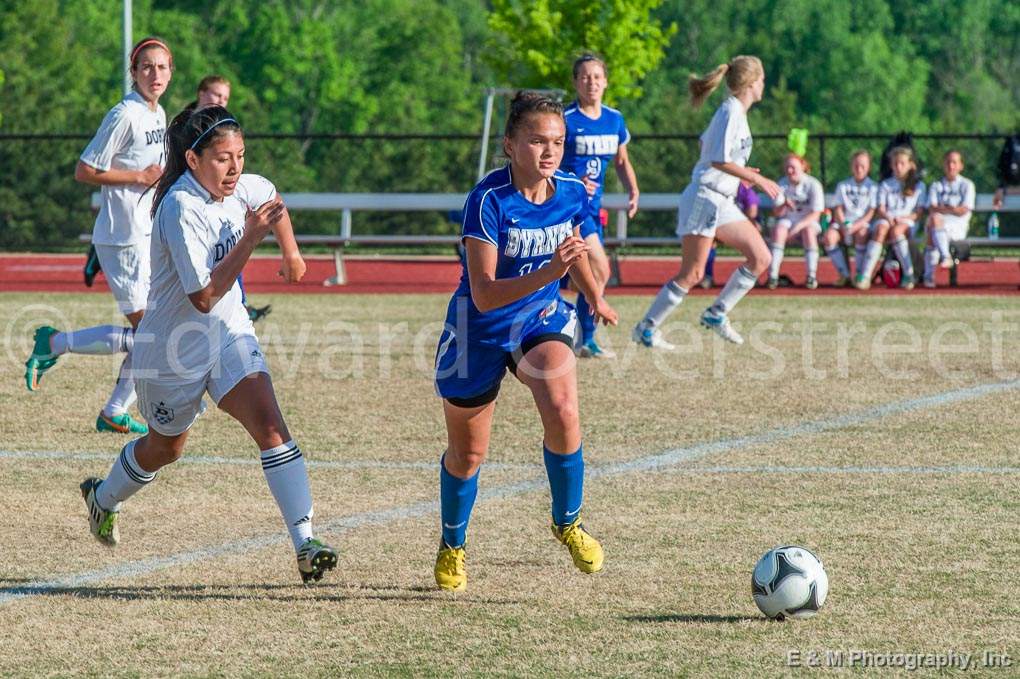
[{"x1": 2, "y1": 253, "x2": 1019, "y2": 295}]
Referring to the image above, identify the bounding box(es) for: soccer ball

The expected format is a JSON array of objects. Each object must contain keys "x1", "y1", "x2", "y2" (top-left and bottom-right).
[
  {"x1": 751, "y1": 545, "x2": 828, "y2": 620},
  {"x1": 882, "y1": 258, "x2": 902, "y2": 288}
]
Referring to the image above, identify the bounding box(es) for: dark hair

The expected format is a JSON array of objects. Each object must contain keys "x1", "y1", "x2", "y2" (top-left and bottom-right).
[
  {"x1": 888, "y1": 145, "x2": 920, "y2": 196},
  {"x1": 151, "y1": 106, "x2": 242, "y2": 216},
  {"x1": 944, "y1": 148, "x2": 963, "y2": 162},
  {"x1": 130, "y1": 36, "x2": 172, "y2": 73},
  {"x1": 504, "y1": 91, "x2": 563, "y2": 138},
  {"x1": 572, "y1": 52, "x2": 607, "y2": 79}
]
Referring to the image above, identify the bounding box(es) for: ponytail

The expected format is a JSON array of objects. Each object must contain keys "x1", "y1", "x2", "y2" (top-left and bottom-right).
[
  {"x1": 151, "y1": 105, "x2": 242, "y2": 217},
  {"x1": 688, "y1": 64, "x2": 729, "y2": 108},
  {"x1": 689, "y1": 55, "x2": 764, "y2": 108}
]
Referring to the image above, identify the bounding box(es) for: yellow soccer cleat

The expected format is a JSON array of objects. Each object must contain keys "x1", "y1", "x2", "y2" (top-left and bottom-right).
[
  {"x1": 552, "y1": 518, "x2": 604, "y2": 574},
  {"x1": 434, "y1": 541, "x2": 467, "y2": 592}
]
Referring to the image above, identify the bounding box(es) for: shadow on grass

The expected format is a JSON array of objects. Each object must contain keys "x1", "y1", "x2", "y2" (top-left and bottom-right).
[
  {"x1": 624, "y1": 613, "x2": 760, "y2": 624},
  {"x1": 0, "y1": 580, "x2": 522, "y2": 605}
]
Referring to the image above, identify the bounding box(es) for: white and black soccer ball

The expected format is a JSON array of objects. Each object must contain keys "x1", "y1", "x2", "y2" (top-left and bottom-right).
[{"x1": 752, "y1": 545, "x2": 828, "y2": 620}]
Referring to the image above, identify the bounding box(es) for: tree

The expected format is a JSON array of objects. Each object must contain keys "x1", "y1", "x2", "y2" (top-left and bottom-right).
[{"x1": 485, "y1": 0, "x2": 675, "y2": 101}]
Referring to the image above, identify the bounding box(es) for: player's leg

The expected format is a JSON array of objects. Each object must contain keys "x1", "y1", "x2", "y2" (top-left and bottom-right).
[
  {"x1": 923, "y1": 215, "x2": 940, "y2": 287},
  {"x1": 700, "y1": 244, "x2": 717, "y2": 288},
  {"x1": 888, "y1": 221, "x2": 915, "y2": 288},
  {"x1": 513, "y1": 334, "x2": 603, "y2": 574},
  {"x1": 822, "y1": 224, "x2": 851, "y2": 286},
  {"x1": 794, "y1": 222, "x2": 820, "y2": 289},
  {"x1": 767, "y1": 219, "x2": 791, "y2": 288},
  {"x1": 576, "y1": 228, "x2": 614, "y2": 359},
  {"x1": 633, "y1": 233, "x2": 714, "y2": 350},
  {"x1": 703, "y1": 219, "x2": 772, "y2": 344},
  {"x1": 216, "y1": 362, "x2": 336, "y2": 583},
  {"x1": 857, "y1": 220, "x2": 889, "y2": 289}
]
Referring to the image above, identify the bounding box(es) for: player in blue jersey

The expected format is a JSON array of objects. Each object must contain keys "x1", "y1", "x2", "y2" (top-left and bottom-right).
[
  {"x1": 561, "y1": 54, "x2": 639, "y2": 359},
  {"x1": 432, "y1": 91, "x2": 619, "y2": 592}
]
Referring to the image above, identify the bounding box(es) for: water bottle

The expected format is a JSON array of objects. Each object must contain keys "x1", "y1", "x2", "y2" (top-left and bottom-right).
[
  {"x1": 988, "y1": 212, "x2": 1000, "y2": 240},
  {"x1": 843, "y1": 220, "x2": 854, "y2": 246}
]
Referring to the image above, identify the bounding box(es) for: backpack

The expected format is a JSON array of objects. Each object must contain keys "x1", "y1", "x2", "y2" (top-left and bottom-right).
[
  {"x1": 879, "y1": 131, "x2": 918, "y2": 181},
  {"x1": 998, "y1": 134, "x2": 1020, "y2": 186}
]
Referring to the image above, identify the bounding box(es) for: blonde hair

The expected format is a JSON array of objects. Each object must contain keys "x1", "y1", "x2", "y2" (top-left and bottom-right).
[
  {"x1": 688, "y1": 55, "x2": 763, "y2": 108},
  {"x1": 889, "y1": 146, "x2": 920, "y2": 196}
]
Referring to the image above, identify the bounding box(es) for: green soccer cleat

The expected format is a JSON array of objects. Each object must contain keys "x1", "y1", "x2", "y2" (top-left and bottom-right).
[
  {"x1": 80, "y1": 477, "x2": 119, "y2": 546},
  {"x1": 247, "y1": 303, "x2": 272, "y2": 323},
  {"x1": 552, "y1": 517, "x2": 604, "y2": 574},
  {"x1": 297, "y1": 537, "x2": 338, "y2": 583},
  {"x1": 96, "y1": 412, "x2": 149, "y2": 435},
  {"x1": 24, "y1": 326, "x2": 60, "y2": 391},
  {"x1": 434, "y1": 540, "x2": 467, "y2": 592}
]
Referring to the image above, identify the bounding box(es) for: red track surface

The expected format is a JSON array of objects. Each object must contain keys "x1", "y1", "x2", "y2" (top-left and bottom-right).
[{"x1": 2, "y1": 253, "x2": 1019, "y2": 296}]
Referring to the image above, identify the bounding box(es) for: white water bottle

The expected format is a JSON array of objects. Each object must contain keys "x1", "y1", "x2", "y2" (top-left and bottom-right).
[{"x1": 988, "y1": 212, "x2": 1000, "y2": 240}]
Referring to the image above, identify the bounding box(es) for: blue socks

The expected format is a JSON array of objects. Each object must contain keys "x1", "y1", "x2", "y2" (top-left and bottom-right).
[
  {"x1": 543, "y1": 444, "x2": 584, "y2": 527},
  {"x1": 705, "y1": 246, "x2": 717, "y2": 279},
  {"x1": 439, "y1": 454, "x2": 478, "y2": 548},
  {"x1": 576, "y1": 293, "x2": 596, "y2": 343}
]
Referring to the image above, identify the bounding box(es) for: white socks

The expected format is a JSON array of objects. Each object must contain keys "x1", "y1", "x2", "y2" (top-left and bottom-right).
[
  {"x1": 96, "y1": 440, "x2": 156, "y2": 511},
  {"x1": 805, "y1": 248, "x2": 819, "y2": 279},
  {"x1": 261, "y1": 441, "x2": 315, "y2": 550},
  {"x1": 710, "y1": 265, "x2": 758, "y2": 314},
  {"x1": 643, "y1": 280, "x2": 687, "y2": 328},
  {"x1": 891, "y1": 237, "x2": 914, "y2": 277},
  {"x1": 50, "y1": 325, "x2": 132, "y2": 356},
  {"x1": 102, "y1": 353, "x2": 137, "y2": 417},
  {"x1": 932, "y1": 228, "x2": 951, "y2": 260},
  {"x1": 924, "y1": 247, "x2": 940, "y2": 281},
  {"x1": 855, "y1": 244, "x2": 867, "y2": 275},
  {"x1": 769, "y1": 244, "x2": 785, "y2": 280},
  {"x1": 826, "y1": 246, "x2": 850, "y2": 278},
  {"x1": 861, "y1": 241, "x2": 884, "y2": 279}
]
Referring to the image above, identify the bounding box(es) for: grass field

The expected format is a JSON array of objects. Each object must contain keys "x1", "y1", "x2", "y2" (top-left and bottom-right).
[{"x1": 1, "y1": 291, "x2": 1019, "y2": 677}]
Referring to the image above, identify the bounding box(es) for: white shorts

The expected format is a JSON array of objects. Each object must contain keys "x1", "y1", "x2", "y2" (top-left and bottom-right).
[
  {"x1": 676, "y1": 184, "x2": 747, "y2": 239},
  {"x1": 95, "y1": 242, "x2": 150, "y2": 315},
  {"x1": 775, "y1": 217, "x2": 821, "y2": 238},
  {"x1": 932, "y1": 215, "x2": 970, "y2": 242},
  {"x1": 136, "y1": 334, "x2": 269, "y2": 436},
  {"x1": 871, "y1": 218, "x2": 918, "y2": 238}
]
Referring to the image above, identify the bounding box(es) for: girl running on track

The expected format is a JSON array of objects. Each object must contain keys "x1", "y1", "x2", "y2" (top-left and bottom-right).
[
  {"x1": 560, "y1": 53, "x2": 639, "y2": 359},
  {"x1": 432, "y1": 91, "x2": 618, "y2": 592},
  {"x1": 25, "y1": 37, "x2": 172, "y2": 434},
  {"x1": 78, "y1": 105, "x2": 336, "y2": 584},
  {"x1": 633, "y1": 55, "x2": 780, "y2": 348}
]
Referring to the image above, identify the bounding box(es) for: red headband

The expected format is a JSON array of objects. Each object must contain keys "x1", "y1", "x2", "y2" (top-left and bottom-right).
[{"x1": 130, "y1": 39, "x2": 171, "y2": 66}]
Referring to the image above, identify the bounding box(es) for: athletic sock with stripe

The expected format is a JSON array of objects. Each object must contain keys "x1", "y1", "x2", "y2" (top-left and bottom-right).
[{"x1": 261, "y1": 440, "x2": 314, "y2": 550}]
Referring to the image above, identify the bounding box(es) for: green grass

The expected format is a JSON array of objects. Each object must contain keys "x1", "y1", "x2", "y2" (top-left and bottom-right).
[{"x1": 1, "y1": 292, "x2": 1018, "y2": 677}]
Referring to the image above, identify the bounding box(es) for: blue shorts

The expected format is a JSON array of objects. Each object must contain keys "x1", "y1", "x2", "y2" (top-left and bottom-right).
[
  {"x1": 434, "y1": 298, "x2": 577, "y2": 407},
  {"x1": 579, "y1": 213, "x2": 603, "y2": 241}
]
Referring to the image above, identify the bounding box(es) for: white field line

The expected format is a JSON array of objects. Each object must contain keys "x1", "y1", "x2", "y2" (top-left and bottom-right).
[{"x1": 2, "y1": 378, "x2": 1018, "y2": 605}]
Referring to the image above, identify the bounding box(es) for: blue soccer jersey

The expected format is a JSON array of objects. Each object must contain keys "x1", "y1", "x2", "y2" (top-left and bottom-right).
[
  {"x1": 561, "y1": 102, "x2": 631, "y2": 214},
  {"x1": 445, "y1": 166, "x2": 587, "y2": 350}
]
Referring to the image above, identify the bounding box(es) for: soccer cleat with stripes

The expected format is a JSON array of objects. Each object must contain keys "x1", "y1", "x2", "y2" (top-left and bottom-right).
[
  {"x1": 246, "y1": 303, "x2": 272, "y2": 323},
  {"x1": 632, "y1": 321, "x2": 675, "y2": 351},
  {"x1": 83, "y1": 244, "x2": 102, "y2": 287},
  {"x1": 576, "y1": 338, "x2": 616, "y2": 359},
  {"x1": 96, "y1": 412, "x2": 149, "y2": 434},
  {"x1": 24, "y1": 326, "x2": 60, "y2": 391},
  {"x1": 296, "y1": 537, "x2": 338, "y2": 583},
  {"x1": 434, "y1": 540, "x2": 467, "y2": 591},
  {"x1": 700, "y1": 308, "x2": 744, "y2": 345},
  {"x1": 80, "y1": 477, "x2": 119, "y2": 546},
  {"x1": 552, "y1": 517, "x2": 604, "y2": 574}
]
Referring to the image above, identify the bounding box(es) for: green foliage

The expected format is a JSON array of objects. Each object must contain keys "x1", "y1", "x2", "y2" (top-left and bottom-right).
[{"x1": 486, "y1": 0, "x2": 675, "y2": 100}]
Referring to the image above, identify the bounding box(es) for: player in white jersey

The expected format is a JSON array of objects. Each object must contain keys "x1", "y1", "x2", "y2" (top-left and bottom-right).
[
  {"x1": 633, "y1": 56, "x2": 780, "y2": 347},
  {"x1": 24, "y1": 37, "x2": 172, "y2": 435},
  {"x1": 855, "y1": 146, "x2": 926, "y2": 290},
  {"x1": 766, "y1": 154, "x2": 825, "y2": 289},
  {"x1": 77, "y1": 105, "x2": 336, "y2": 583},
  {"x1": 826, "y1": 150, "x2": 877, "y2": 287},
  {"x1": 923, "y1": 150, "x2": 975, "y2": 288}
]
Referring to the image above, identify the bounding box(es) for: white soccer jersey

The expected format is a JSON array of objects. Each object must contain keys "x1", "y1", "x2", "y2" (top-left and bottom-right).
[
  {"x1": 136, "y1": 172, "x2": 277, "y2": 383},
  {"x1": 80, "y1": 91, "x2": 167, "y2": 246},
  {"x1": 690, "y1": 96, "x2": 752, "y2": 198},
  {"x1": 928, "y1": 175, "x2": 975, "y2": 231},
  {"x1": 878, "y1": 177, "x2": 926, "y2": 219},
  {"x1": 777, "y1": 174, "x2": 825, "y2": 219},
  {"x1": 834, "y1": 177, "x2": 878, "y2": 222}
]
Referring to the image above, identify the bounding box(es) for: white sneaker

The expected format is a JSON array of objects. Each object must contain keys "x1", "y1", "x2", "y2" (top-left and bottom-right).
[
  {"x1": 923, "y1": 278, "x2": 936, "y2": 289},
  {"x1": 699, "y1": 308, "x2": 744, "y2": 345},
  {"x1": 80, "y1": 477, "x2": 119, "y2": 546},
  {"x1": 632, "y1": 321, "x2": 675, "y2": 351}
]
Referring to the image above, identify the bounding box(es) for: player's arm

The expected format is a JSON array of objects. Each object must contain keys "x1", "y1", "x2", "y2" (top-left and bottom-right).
[
  {"x1": 269, "y1": 204, "x2": 306, "y2": 283},
  {"x1": 712, "y1": 162, "x2": 781, "y2": 200},
  {"x1": 794, "y1": 210, "x2": 822, "y2": 230},
  {"x1": 832, "y1": 204, "x2": 846, "y2": 224},
  {"x1": 566, "y1": 227, "x2": 619, "y2": 326},
  {"x1": 613, "y1": 143, "x2": 640, "y2": 218},
  {"x1": 75, "y1": 160, "x2": 161, "y2": 188},
  {"x1": 465, "y1": 237, "x2": 587, "y2": 313},
  {"x1": 188, "y1": 198, "x2": 285, "y2": 313}
]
